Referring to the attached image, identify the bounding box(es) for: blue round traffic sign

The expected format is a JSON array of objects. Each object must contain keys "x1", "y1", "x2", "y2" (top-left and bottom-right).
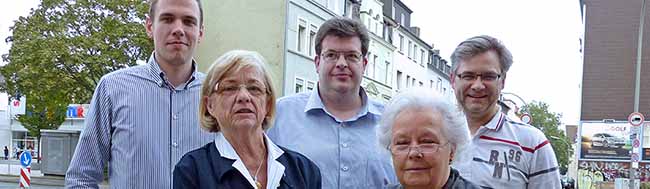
[{"x1": 19, "y1": 151, "x2": 32, "y2": 167}]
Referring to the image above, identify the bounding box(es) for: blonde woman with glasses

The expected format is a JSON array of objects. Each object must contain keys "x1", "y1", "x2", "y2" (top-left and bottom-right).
[{"x1": 173, "y1": 50, "x2": 321, "y2": 189}]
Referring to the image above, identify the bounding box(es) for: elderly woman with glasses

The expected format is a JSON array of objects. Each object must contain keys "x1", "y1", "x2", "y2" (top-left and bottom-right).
[
  {"x1": 378, "y1": 88, "x2": 480, "y2": 189},
  {"x1": 173, "y1": 50, "x2": 321, "y2": 189}
]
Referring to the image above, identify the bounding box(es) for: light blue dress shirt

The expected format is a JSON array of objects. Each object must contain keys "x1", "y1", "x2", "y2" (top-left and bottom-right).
[{"x1": 267, "y1": 88, "x2": 397, "y2": 188}]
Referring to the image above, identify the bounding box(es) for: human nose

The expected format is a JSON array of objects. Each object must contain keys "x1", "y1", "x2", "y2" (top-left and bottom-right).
[
  {"x1": 171, "y1": 20, "x2": 185, "y2": 37},
  {"x1": 407, "y1": 145, "x2": 423, "y2": 159},
  {"x1": 332, "y1": 53, "x2": 348, "y2": 69},
  {"x1": 234, "y1": 86, "x2": 252, "y2": 103},
  {"x1": 469, "y1": 77, "x2": 486, "y2": 90}
]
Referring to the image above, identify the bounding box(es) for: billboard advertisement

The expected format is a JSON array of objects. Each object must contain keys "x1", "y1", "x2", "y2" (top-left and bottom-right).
[{"x1": 580, "y1": 122, "x2": 632, "y2": 160}]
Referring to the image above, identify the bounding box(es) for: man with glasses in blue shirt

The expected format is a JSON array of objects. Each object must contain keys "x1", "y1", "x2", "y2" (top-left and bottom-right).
[
  {"x1": 267, "y1": 17, "x2": 397, "y2": 188},
  {"x1": 449, "y1": 35, "x2": 561, "y2": 188}
]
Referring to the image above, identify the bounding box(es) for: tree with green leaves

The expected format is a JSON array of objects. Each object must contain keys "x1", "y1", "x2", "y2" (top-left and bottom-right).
[
  {"x1": 1, "y1": 0, "x2": 153, "y2": 160},
  {"x1": 520, "y1": 101, "x2": 574, "y2": 173}
]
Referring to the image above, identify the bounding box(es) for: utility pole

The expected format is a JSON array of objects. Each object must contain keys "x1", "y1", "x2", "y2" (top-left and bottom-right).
[{"x1": 631, "y1": 0, "x2": 646, "y2": 188}]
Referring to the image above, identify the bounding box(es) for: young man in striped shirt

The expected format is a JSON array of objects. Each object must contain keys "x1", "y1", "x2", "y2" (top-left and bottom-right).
[
  {"x1": 449, "y1": 35, "x2": 561, "y2": 188},
  {"x1": 65, "y1": 0, "x2": 213, "y2": 188}
]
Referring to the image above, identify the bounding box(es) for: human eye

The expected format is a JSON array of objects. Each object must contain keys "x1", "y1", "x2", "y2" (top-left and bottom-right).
[
  {"x1": 323, "y1": 52, "x2": 338, "y2": 60},
  {"x1": 345, "y1": 53, "x2": 361, "y2": 62},
  {"x1": 220, "y1": 84, "x2": 238, "y2": 93},
  {"x1": 159, "y1": 15, "x2": 174, "y2": 23},
  {"x1": 183, "y1": 19, "x2": 197, "y2": 26},
  {"x1": 482, "y1": 73, "x2": 499, "y2": 81},
  {"x1": 246, "y1": 85, "x2": 265, "y2": 95},
  {"x1": 459, "y1": 73, "x2": 476, "y2": 80}
]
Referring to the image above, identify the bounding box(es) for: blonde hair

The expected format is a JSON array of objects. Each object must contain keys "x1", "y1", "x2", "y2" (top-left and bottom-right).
[{"x1": 199, "y1": 50, "x2": 276, "y2": 132}]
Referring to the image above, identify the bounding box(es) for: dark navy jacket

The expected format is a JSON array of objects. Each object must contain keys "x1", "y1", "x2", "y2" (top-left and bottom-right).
[{"x1": 173, "y1": 142, "x2": 322, "y2": 189}]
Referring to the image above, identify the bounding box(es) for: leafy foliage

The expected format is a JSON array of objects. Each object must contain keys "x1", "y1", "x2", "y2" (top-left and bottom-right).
[
  {"x1": 0, "y1": 0, "x2": 152, "y2": 139},
  {"x1": 520, "y1": 101, "x2": 574, "y2": 172}
]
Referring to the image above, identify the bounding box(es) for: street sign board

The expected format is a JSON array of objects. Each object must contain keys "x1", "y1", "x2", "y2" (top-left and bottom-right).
[
  {"x1": 19, "y1": 152, "x2": 32, "y2": 167},
  {"x1": 632, "y1": 153, "x2": 640, "y2": 162},
  {"x1": 520, "y1": 113, "x2": 532, "y2": 124},
  {"x1": 629, "y1": 112, "x2": 645, "y2": 126}
]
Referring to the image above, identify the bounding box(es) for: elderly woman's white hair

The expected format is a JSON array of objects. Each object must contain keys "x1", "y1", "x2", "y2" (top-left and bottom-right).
[{"x1": 377, "y1": 87, "x2": 471, "y2": 163}]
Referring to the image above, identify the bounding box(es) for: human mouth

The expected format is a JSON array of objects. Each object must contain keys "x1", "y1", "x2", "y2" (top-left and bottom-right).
[
  {"x1": 467, "y1": 94, "x2": 487, "y2": 98},
  {"x1": 405, "y1": 167, "x2": 430, "y2": 172},
  {"x1": 333, "y1": 73, "x2": 350, "y2": 79},
  {"x1": 167, "y1": 41, "x2": 188, "y2": 46},
  {"x1": 235, "y1": 108, "x2": 254, "y2": 113}
]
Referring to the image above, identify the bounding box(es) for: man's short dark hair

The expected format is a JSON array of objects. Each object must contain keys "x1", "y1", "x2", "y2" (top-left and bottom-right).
[
  {"x1": 148, "y1": 0, "x2": 204, "y2": 24},
  {"x1": 315, "y1": 17, "x2": 370, "y2": 56}
]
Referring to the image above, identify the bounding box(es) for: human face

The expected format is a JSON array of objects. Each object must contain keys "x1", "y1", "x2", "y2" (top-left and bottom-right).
[
  {"x1": 205, "y1": 66, "x2": 270, "y2": 130},
  {"x1": 390, "y1": 108, "x2": 453, "y2": 188},
  {"x1": 146, "y1": 0, "x2": 204, "y2": 66},
  {"x1": 451, "y1": 51, "x2": 504, "y2": 118},
  {"x1": 315, "y1": 36, "x2": 367, "y2": 94}
]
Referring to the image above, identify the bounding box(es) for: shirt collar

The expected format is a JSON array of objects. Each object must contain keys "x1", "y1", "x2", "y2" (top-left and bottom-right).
[
  {"x1": 214, "y1": 132, "x2": 284, "y2": 161},
  {"x1": 214, "y1": 132, "x2": 285, "y2": 188},
  {"x1": 146, "y1": 52, "x2": 201, "y2": 89},
  {"x1": 483, "y1": 107, "x2": 506, "y2": 131},
  {"x1": 304, "y1": 85, "x2": 381, "y2": 118}
]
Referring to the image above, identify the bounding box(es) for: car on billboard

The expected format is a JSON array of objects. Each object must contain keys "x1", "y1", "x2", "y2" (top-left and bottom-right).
[{"x1": 590, "y1": 133, "x2": 626, "y2": 148}]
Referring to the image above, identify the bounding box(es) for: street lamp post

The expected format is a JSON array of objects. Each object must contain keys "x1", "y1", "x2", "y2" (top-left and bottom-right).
[{"x1": 631, "y1": 0, "x2": 646, "y2": 188}]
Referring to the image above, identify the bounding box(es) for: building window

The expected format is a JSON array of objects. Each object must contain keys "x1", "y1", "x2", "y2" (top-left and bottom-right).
[
  {"x1": 412, "y1": 78, "x2": 416, "y2": 87},
  {"x1": 420, "y1": 49, "x2": 425, "y2": 65},
  {"x1": 396, "y1": 71, "x2": 403, "y2": 90},
  {"x1": 430, "y1": 80, "x2": 434, "y2": 88},
  {"x1": 375, "y1": 21, "x2": 380, "y2": 35},
  {"x1": 408, "y1": 41, "x2": 412, "y2": 58},
  {"x1": 406, "y1": 75, "x2": 410, "y2": 88},
  {"x1": 412, "y1": 44, "x2": 417, "y2": 61},
  {"x1": 400, "y1": 13, "x2": 405, "y2": 25},
  {"x1": 309, "y1": 25, "x2": 317, "y2": 56},
  {"x1": 437, "y1": 78, "x2": 442, "y2": 91},
  {"x1": 399, "y1": 35, "x2": 404, "y2": 52},
  {"x1": 297, "y1": 18, "x2": 307, "y2": 53},
  {"x1": 384, "y1": 61, "x2": 390, "y2": 84},
  {"x1": 295, "y1": 77, "x2": 305, "y2": 93},
  {"x1": 365, "y1": 52, "x2": 372, "y2": 76},
  {"x1": 306, "y1": 81, "x2": 315, "y2": 92},
  {"x1": 419, "y1": 81, "x2": 423, "y2": 87},
  {"x1": 373, "y1": 55, "x2": 378, "y2": 78},
  {"x1": 367, "y1": 17, "x2": 372, "y2": 31}
]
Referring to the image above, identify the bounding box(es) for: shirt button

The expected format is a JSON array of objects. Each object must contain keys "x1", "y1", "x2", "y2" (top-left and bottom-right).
[
  {"x1": 172, "y1": 142, "x2": 178, "y2": 147},
  {"x1": 173, "y1": 114, "x2": 179, "y2": 120},
  {"x1": 341, "y1": 166, "x2": 349, "y2": 171},
  {"x1": 342, "y1": 143, "x2": 349, "y2": 148}
]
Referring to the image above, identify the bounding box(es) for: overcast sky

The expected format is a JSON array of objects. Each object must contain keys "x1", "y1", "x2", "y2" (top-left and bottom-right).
[
  {"x1": 401, "y1": 0, "x2": 584, "y2": 127},
  {"x1": 0, "y1": 0, "x2": 39, "y2": 65},
  {"x1": 0, "y1": 1, "x2": 584, "y2": 127}
]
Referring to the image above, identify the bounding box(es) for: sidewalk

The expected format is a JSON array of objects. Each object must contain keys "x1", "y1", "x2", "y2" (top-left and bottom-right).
[{"x1": 0, "y1": 160, "x2": 108, "y2": 188}]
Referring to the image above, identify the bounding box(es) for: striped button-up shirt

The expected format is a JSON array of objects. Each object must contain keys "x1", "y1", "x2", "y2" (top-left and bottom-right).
[{"x1": 65, "y1": 54, "x2": 214, "y2": 189}]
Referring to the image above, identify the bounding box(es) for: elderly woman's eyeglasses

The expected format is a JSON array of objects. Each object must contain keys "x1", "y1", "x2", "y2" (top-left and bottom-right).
[
  {"x1": 456, "y1": 72, "x2": 501, "y2": 82},
  {"x1": 320, "y1": 51, "x2": 363, "y2": 63},
  {"x1": 390, "y1": 142, "x2": 450, "y2": 155},
  {"x1": 214, "y1": 83, "x2": 268, "y2": 96}
]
